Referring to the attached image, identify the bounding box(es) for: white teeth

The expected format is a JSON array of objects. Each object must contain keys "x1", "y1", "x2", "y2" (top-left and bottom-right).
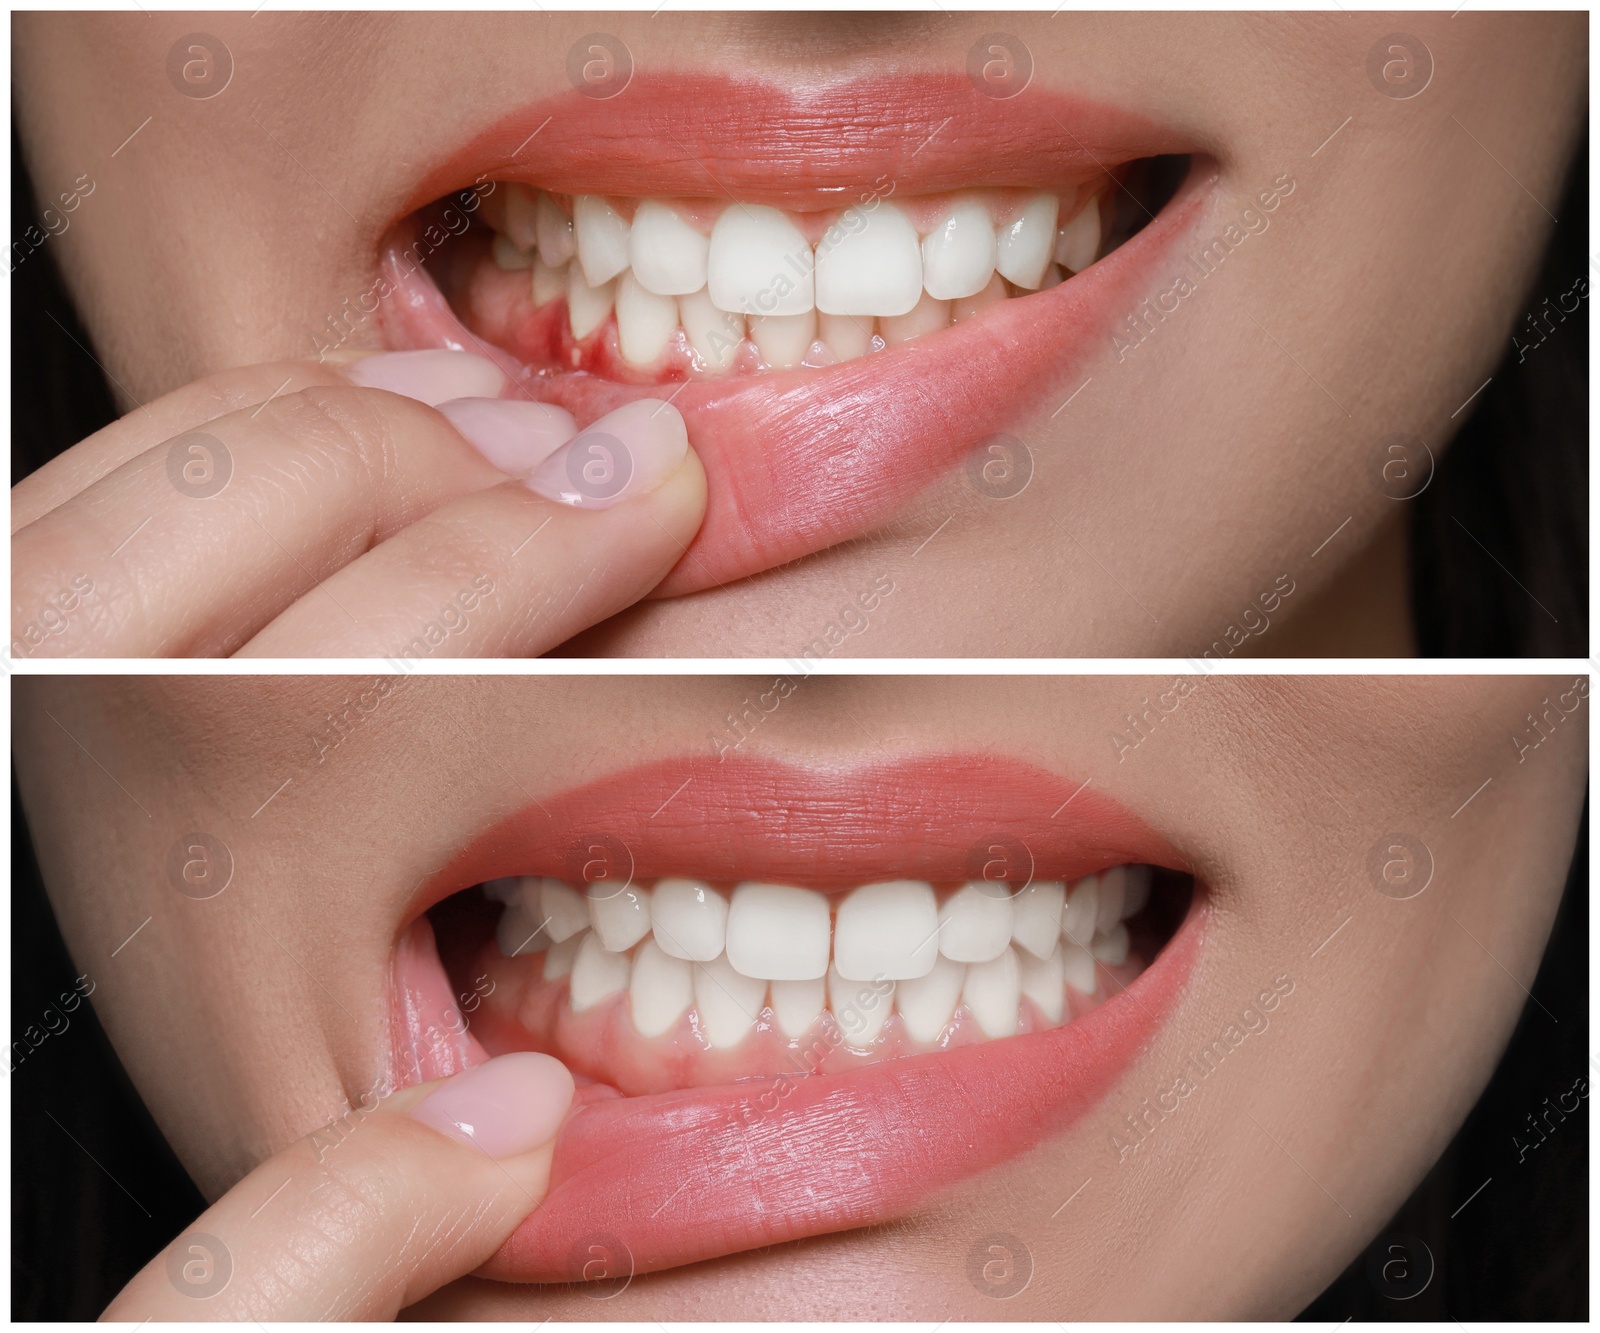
[
  {"x1": 615, "y1": 271, "x2": 678, "y2": 367},
  {"x1": 492, "y1": 233, "x2": 535, "y2": 271},
  {"x1": 694, "y1": 955, "x2": 766, "y2": 1048},
  {"x1": 1062, "y1": 939, "x2": 1098, "y2": 995},
  {"x1": 726, "y1": 883, "x2": 830, "y2": 980},
  {"x1": 531, "y1": 257, "x2": 567, "y2": 307},
  {"x1": 708, "y1": 204, "x2": 815, "y2": 317},
  {"x1": 543, "y1": 929, "x2": 585, "y2": 980},
  {"x1": 587, "y1": 883, "x2": 653, "y2": 953},
  {"x1": 962, "y1": 946, "x2": 1021, "y2": 1039},
  {"x1": 569, "y1": 933, "x2": 631, "y2": 1013},
  {"x1": 815, "y1": 201, "x2": 922, "y2": 318},
  {"x1": 995, "y1": 192, "x2": 1060, "y2": 290},
  {"x1": 629, "y1": 939, "x2": 693, "y2": 1038},
  {"x1": 573, "y1": 194, "x2": 632, "y2": 287},
  {"x1": 502, "y1": 183, "x2": 541, "y2": 253},
  {"x1": 769, "y1": 977, "x2": 826, "y2": 1038},
  {"x1": 679, "y1": 288, "x2": 747, "y2": 372},
  {"x1": 920, "y1": 200, "x2": 998, "y2": 300},
  {"x1": 540, "y1": 879, "x2": 591, "y2": 943},
  {"x1": 833, "y1": 880, "x2": 939, "y2": 981},
  {"x1": 748, "y1": 310, "x2": 816, "y2": 369},
  {"x1": 1095, "y1": 866, "x2": 1126, "y2": 933},
  {"x1": 496, "y1": 899, "x2": 550, "y2": 956},
  {"x1": 651, "y1": 878, "x2": 729, "y2": 962},
  {"x1": 1019, "y1": 946, "x2": 1066, "y2": 1024},
  {"x1": 567, "y1": 268, "x2": 616, "y2": 340},
  {"x1": 878, "y1": 290, "x2": 951, "y2": 347},
  {"x1": 1092, "y1": 922, "x2": 1130, "y2": 967},
  {"x1": 1011, "y1": 880, "x2": 1065, "y2": 960},
  {"x1": 1122, "y1": 865, "x2": 1152, "y2": 919},
  {"x1": 895, "y1": 952, "x2": 965, "y2": 1043},
  {"x1": 937, "y1": 882, "x2": 1014, "y2": 963},
  {"x1": 1055, "y1": 197, "x2": 1102, "y2": 273},
  {"x1": 818, "y1": 312, "x2": 874, "y2": 362},
  {"x1": 483, "y1": 877, "x2": 523, "y2": 905},
  {"x1": 952, "y1": 272, "x2": 1008, "y2": 323},
  {"x1": 828, "y1": 965, "x2": 893, "y2": 1047},
  {"x1": 1061, "y1": 876, "x2": 1099, "y2": 947},
  {"x1": 629, "y1": 201, "x2": 710, "y2": 296},
  {"x1": 534, "y1": 192, "x2": 576, "y2": 267}
]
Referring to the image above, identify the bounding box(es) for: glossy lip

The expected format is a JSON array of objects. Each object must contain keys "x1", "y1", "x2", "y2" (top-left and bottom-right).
[
  {"x1": 378, "y1": 72, "x2": 1212, "y2": 595},
  {"x1": 392, "y1": 753, "x2": 1205, "y2": 1282}
]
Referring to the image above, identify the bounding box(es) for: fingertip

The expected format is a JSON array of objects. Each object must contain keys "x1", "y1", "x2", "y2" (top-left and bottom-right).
[{"x1": 408, "y1": 1051, "x2": 575, "y2": 1159}]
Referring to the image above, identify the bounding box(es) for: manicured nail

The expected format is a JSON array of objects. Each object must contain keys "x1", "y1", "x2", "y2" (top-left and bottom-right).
[
  {"x1": 409, "y1": 1052, "x2": 574, "y2": 1158},
  {"x1": 346, "y1": 349, "x2": 508, "y2": 406},
  {"x1": 438, "y1": 398, "x2": 578, "y2": 476},
  {"x1": 524, "y1": 399, "x2": 689, "y2": 510}
]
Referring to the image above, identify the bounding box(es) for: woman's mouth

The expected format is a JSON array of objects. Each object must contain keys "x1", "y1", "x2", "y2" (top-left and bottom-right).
[
  {"x1": 391, "y1": 754, "x2": 1206, "y2": 1283},
  {"x1": 375, "y1": 73, "x2": 1208, "y2": 594}
]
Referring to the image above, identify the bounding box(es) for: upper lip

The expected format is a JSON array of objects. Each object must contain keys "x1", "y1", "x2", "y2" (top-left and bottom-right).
[
  {"x1": 381, "y1": 71, "x2": 1209, "y2": 598},
  {"x1": 400, "y1": 752, "x2": 1203, "y2": 1282}
]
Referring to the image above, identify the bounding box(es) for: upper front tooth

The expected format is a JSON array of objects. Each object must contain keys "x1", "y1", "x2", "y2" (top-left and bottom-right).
[
  {"x1": 937, "y1": 882, "x2": 1014, "y2": 963},
  {"x1": 828, "y1": 965, "x2": 894, "y2": 1047},
  {"x1": 1095, "y1": 867, "x2": 1126, "y2": 933},
  {"x1": 995, "y1": 192, "x2": 1060, "y2": 290},
  {"x1": 502, "y1": 183, "x2": 541, "y2": 253},
  {"x1": 588, "y1": 882, "x2": 653, "y2": 952},
  {"x1": 573, "y1": 195, "x2": 632, "y2": 287},
  {"x1": 921, "y1": 200, "x2": 998, "y2": 300},
  {"x1": 567, "y1": 268, "x2": 616, "y2": 340},
  {"x1": 540, "y1": 879, "x2": 590, "y2": 942},
  {"x1": 630, "y1": 939, "x2": 693, "y2": 1038},
  {"x1": 1061, "y1": 876, "x2": 1098, "y2": 946},
  {"x1": 483, "y1": 877, "x2": 522, "y2": 904},
  {"x1": 1092, "y1": 922, "x2": 1130, "y2": 967},
  {"x1": 963, "y1": 946, "x2": 1021, "y2": 1038},
  {"x1": 569, "y1": 933, "x2": 631, "y2": 1012},
  {"x1": 679, "y1": 288, "x2": 747, "y2": 372},
  {"x1": 1062, "y1": 939, "x2": 1098, "y2": 994},
  {"x1": 630, "y1": 201, "x2": 710, "y2": 296},
  {"x1": 694, "y1": 955, "x2": 766, "y2": 1048},
  {"x1": 615, "y1": 272, "x2": 678, "y2": 367},
  {"x1": 815, "y1": 202, "x2": 922, "y2": 317},
  {"x1": 1011, "y1": 880, "x2": 1066, "y2": 959},
  {"x1": 833, "y1": 880, "x2": 939, "y2": 981},
  {"x1": 896, "y1": 952, "x2": 965, "y2": 1043},
  {"x1": 651, "y1": 878, "x2": 729, "y2": 961},
  {"x1": 1055, "y1": 197, "x2": 1102, "y2": 273},
  {"x1": 1122, "y1": 865, "x2": 1152, "y2": 919},
  {"x1": 1019, "y1": 945, "x2": 1065, "y2": 1024},
  {"x1": 534, "y1": 192, "x2": 576, "y2": 267},
  {"x1": 708, "y1": 204, "x2": 815, "y2": 317},
  {"x1": 726, "y1": 883, "x2": 830, "y2": 980}
]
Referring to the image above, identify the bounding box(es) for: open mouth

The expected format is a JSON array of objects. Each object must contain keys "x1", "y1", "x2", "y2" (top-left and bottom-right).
[
  {"x1": 376, "y1": 73, "x2": 1207, "y2": 594},
  {"x1": 391, "y1": 754, "x2": 1205, "y2": 1283}
]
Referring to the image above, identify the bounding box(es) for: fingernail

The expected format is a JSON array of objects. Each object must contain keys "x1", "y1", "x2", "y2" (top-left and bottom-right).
[
  {"x1": 409, "y1": 1052, "x2": 574, "y2": 1158},
  {"x1": 346, "y1": 349, "x2": 508, "y2": 407},
  {"x1": 438, "y1": 398, "x2": 578, "y2": 476},
  {"x1": 525, "y1": 399, "x2": 689, "y2": 510}
]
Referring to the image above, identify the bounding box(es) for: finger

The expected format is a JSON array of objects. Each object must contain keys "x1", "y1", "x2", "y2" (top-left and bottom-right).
[
  {"x1": 12, "y1": 367, "x2": 574, "y2": 657},
  {"x1": 101, "y1": 1052, "x2": 574, "y2": 1322},
  {"x1": 12, "y1": 350, "x2": 508, "y2": 531},
  {"x1": 238, "y1": 399, "x2": 707, "y2": 657}
]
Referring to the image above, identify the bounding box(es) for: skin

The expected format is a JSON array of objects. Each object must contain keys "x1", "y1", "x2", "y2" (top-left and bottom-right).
[
  {"x1": 14, "y1": 675, "x2": 1587, "y2": 1317},
  {"x1": 11, "y1": 13, "x2": 1587, "y2": 656}
]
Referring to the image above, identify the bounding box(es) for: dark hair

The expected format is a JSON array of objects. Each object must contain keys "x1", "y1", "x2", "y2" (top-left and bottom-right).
[{"x1": 9, "y1": 130, "x2": 1588, "y2": 657}]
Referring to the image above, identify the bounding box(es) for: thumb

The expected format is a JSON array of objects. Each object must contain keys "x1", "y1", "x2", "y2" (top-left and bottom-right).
[{"x1": 100, "y1": 1052, "x2": 574, "y2": 1321}]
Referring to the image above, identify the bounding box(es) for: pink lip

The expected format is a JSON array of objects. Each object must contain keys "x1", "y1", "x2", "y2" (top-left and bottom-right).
[
  {"x1": 396, "y1": 754, "x2": 1204, "y2": 1282},
  {"x1": 379, "y1": 72, "x2": 1210, "y2": 594}
]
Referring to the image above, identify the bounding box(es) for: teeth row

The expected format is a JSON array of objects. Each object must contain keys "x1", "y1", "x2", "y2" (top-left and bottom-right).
[
  {"x1": 488, "y1": 868, "x2": 1150, "y2": 1047},
  {"x1": 479, "y1": 184, "x2": 1105, "y2": 371}
]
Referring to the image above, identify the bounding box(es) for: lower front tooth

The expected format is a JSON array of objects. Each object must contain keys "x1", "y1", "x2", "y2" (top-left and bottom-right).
[
  {"x1": 1019, "y1": 946, "x2": 1065, "y2": 1024},
  {"x1": 963, "y1": 946, "x2": 1021, "y2": 1038},
  {"x1": 569, "y1": 933, "x2": 631, "y2": 1012},
  {"x1": 630, "y1": 939, "x2": 693, "y2": 1038},
  {"x1": 769, "y1": 977, "x2": 826, "y2": 1038},
  {"x1": 1055, "y1": 199, "x2": 1102, "y2": 274},
  {"x1": 492, "y1": 234, "x2": 535, "y2": 271},
  {"x1": 895, "y1": 952, "x2": 965, "y2": 1043},
  {"x1": 951, "y1": 272, "x2": 1008, "y2": 323},
  {"x1": 615, "y1": 272, "x2": 678, "y2": 367},
  {"x1": 680, "y1": 288, "x2": 747, "y2": 372},
  {"x1": 828, "y1": 965, "x2": 894, "y2": 1047},
  {"x1": 694, "y1": 955, "x2": 766, "y2": 1048},
  {"x1": 878, "y1": 290, "x2": 951, "y2": 347},
  {"x1": 532, "y1": 258, "x2": 567, "y2": 307},
  {"x1": 568, "y1": 268, "x2": 616, "y2": 340},
  {"x1": 1061, "y1": 940, "x2": 1097, "y2": 995},
  {"x1": 749, "y1": 310, "x2": 816, "y2": 369},
  {"x1": 818, "y1": 312, "x2": 874, "y2": 362}
]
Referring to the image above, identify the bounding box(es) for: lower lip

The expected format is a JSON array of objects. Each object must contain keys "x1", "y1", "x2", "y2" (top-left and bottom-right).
[{"x1": 378, "y1": 175, "x2": 1210, "y2": 595}]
